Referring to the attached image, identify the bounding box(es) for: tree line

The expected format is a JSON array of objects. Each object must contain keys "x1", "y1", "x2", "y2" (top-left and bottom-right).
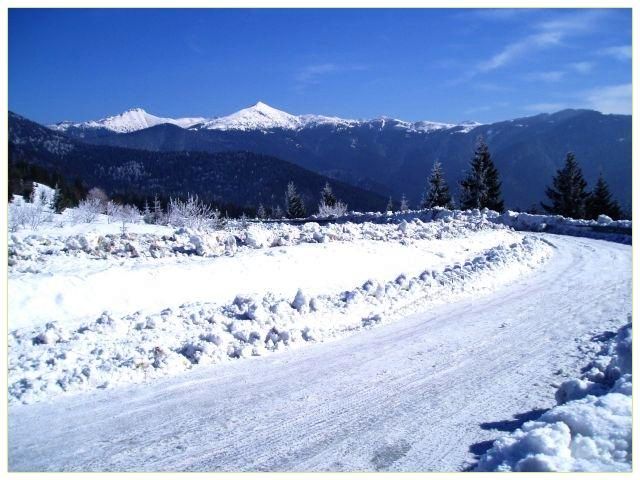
[
  {"x1": 388, "y1": 136, "x2": 624, "y2": 220},
  {"x1": 10, "y1": 137, "x2": 626, "y2": 221}
]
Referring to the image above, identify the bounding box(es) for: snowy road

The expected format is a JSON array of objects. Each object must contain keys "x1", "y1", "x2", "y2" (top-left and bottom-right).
[{"x1": 8, "y1": 234, "x2": 631, "y2": 472}]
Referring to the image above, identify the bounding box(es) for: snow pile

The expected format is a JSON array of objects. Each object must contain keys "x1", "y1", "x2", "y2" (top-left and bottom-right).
[
  {"x1": 8, "y1": 235, "x2": 553, "y2": 404},
  {"x1": 477, "y1": 323, "x2": 632, "y2": 472},
  {"x1": 10, "y1": 229, "x2": 522, "y2": 331},
  {"x1": 496, "y1": 211, "x2": 632, "y2": 244},
  {"x1": 8, "y1": 213, "x2": 508, "y2": 273},
  {"x1": 310, "y1": 208, "x2": 631, "y2": 244}
]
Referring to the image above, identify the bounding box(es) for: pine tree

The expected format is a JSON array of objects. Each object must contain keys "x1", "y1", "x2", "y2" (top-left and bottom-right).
[
  {"x1": 586, "y1": 174, "x2": 621, "y2": 220},
  {"x1": 459, "y1": 137, "x2": 504, "y2": 212},
  {"x1": 152, "y1": 195, "x2": 164, "y2": 224},
  {"x1": 285, "y1": 182, "x2": 306, "y2": 219},
  {"x1": 400, "y1": 194, "x2": 409, "y2": 211},
  {"x1": 542, "y1": 152, "x2": 590, "y2": 219},
  {"x1": 256, "y1": 203, "x2": 266, "y2": 220},
  {"x1": 142, "y1": 199, "x2": 152, "y2": 223},
  {"x1": 422, "y1": 160, "x2": 453, "y2": 209},
  {"x1": 386, "y1": 196, "x2": 394, "y2": 212},
  {"x1": 320, "y1": 182, "x2": 337, "y2": 207}
]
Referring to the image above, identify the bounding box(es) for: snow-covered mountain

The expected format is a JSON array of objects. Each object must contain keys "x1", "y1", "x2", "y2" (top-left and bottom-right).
[
  {"x1": 43, "y1": 105, "x2": 631, "y2": 210},
  {"x1": 50, "y1": 108, "x2": 208, "y2": 134},
  {"x1": 201, "y1": 101, "x2": 306, "y2": 131},
  {"x1": 49, "y1": 102, "x2": 473, "y2": 134}
]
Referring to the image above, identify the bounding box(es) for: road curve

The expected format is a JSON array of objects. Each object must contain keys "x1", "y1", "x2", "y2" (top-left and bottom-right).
[{"x1": 8, "y1": 234, "x2": 632, "y2": 472}]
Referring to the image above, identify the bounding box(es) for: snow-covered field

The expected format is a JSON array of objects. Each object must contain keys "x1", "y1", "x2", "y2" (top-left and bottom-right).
[
  {"x1": 7, "y1": 205, "x2": 632, "y2": 472},
  {"x1": 9, "y1": 210, "x2": 553, "y2": 404}
]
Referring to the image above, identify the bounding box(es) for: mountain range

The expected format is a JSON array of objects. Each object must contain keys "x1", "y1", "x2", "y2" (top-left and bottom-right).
[
  {"x1": 49, "y1": 102, "x2": 632, "y2": 210},
  {"x1": 8, "y1": 112, "x2": 388, "y2": 213}
]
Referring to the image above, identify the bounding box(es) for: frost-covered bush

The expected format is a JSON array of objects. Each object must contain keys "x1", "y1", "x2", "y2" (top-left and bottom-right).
[
  {"x1": 318, "y1": 200, "x2": 348, "y2": 218},
  {"x1": 105, "y1": 200, "x2": 123, "y2": 224},
  {"x1": 8, "y1": 196, "x2": 29, "y2": 232},
  {"x1": 115, "y1": 204, "x2": 142, "y2": 236},
  {"x1": 8, "y1": 183, "x2": 58, "y2": 231},
  {"x1": 167, "y1": 194, "x2": 223, "y2": 230},
  {"x1": 72, "y1": 197, "x2": 104, "y2": 224}
]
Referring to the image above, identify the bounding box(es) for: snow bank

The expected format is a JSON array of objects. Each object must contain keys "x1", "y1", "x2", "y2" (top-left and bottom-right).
[
  {"x1": 9, "y1": 211, "x2": 508, "y2": 272},
  {"x1": 8, "y1": 235, "x2": 552, "y2": 404},
  {"x1": 476, "y1": 322, "x2": 632, "y2": 472},
  {"x1": 310, "y1": 208, "x2": 631, "y2": 244},
  {"x1": 9, "y1": 217, "x2": 519, "y2": 331},
  {"x1": 495, "y1": 211, "x2": 632, "y2": 244}
]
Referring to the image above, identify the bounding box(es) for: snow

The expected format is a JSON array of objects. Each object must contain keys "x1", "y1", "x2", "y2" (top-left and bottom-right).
[
  {"x1": 411, "y1": 120, "x2": 459, "y2": 132},
  {"x1": 454, "y1": 121, "x2": 483, "y2": 133},
  {"x1": 49, "y1": 102, "x2": 477, "y2": 134},
  {"x1": 7, "y1": 213, "x2": 521, "y2": 330},
  {"x1": 201, "y1": 101, "x2": 303, "y2": 131},
  {"x1": 496, "y1": 210, "x2": 631, "y2": 243},
  {"x1": 9, "y1": 211, "x2": 555, "y2": 403},
  {"x1": 311, "y1": 207, "x2": 632, "y2": 244},
  {"x1": 7, "y1": 233, "x2": 631, "y2": 471},
  {"x1": 477, "y1": 323, "x2": 632, "y2": 472},
  {"x1": 49, "y1": 108, "x2": 208, "y2": 133},
  {"x1": 6, "y1": 193, "x2": 632, "y2": 470}
]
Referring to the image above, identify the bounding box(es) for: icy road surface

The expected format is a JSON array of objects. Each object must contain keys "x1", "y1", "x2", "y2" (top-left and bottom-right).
[{"x1": 8, "y1": 234, "x2": 631, "y2": 472}]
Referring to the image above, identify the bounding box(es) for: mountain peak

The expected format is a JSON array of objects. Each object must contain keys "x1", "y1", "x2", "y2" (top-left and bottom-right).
[
  {"x1": 49, "y1": 108, "x2": 208, "y2": 133},
  {"x1": 202, "y1": 102, "x2": 301, "y2": 131},
  {"x1": 49, "y1": 103, "x2": 482, "y2": 134},
  {"x1": 124, "y1": 107, "x2": 148, "y2": 114}
]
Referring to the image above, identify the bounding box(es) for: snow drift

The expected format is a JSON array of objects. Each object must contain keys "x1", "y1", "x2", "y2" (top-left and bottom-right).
[
  {"x1": 8, "y1": 234, "x2": 552, "y2": 404},
  {"x1": 476, "y1": 322, "x2": 632, "y2": 472}
]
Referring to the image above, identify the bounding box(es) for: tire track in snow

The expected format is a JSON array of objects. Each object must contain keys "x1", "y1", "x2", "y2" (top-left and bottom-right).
[{"x1": 8, "y1": 234, "x2": 631, "y2": 472}]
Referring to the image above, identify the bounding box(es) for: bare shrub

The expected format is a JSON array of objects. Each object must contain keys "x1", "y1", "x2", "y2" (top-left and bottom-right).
[
  {"x1": 318, "y1": 200, "x2": 348, "y2": 218},
  {"x1": 72, "y1": 197, "x2": 104, "y2": 224},
  {"x1": 167, "y1": 194, "x2": 222, "y2": 230},
  {"x1": 8, "y1": 183, "x2": 57, "y2": 231}
]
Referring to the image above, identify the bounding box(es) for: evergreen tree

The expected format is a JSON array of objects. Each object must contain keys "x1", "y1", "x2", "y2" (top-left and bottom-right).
[
  {"x1": 400, "y1": 194, "x2": 409, "y2": 211},
  {"x1": 542, "y1": 152, "x2": 590, "y2": 219},
  {"x1": 459, "y1": 136, "x2": 504, "y2": 212},
  {"x1": 586, "y1": 174, "x2": 621, "y2": 220},
  {"x1": 422, "y1": 160, "x2": 453, "y2": 209},
  {"x1": 256, "y1": 203, "x2": 267, "y2": 220},
  {"x1": 152, "y1": 194, "x2": 164, "y2": 224},
  {"x1": 285, "y1": 182, "x2": 306, "y2": 218},
  {"x1": 142, "y1": 198, "x2": 152, "y2": 223},
  {"x1": 386, "y1": 196, "x2": 394, "y2": 212},
  {"x1": 320, "y1": 182, "x2": 337, "y2": 207}
]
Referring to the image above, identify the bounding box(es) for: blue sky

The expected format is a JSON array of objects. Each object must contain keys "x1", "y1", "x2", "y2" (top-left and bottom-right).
[{"x1": 9, "y1": 8, "x2": 632, "y2": 124}]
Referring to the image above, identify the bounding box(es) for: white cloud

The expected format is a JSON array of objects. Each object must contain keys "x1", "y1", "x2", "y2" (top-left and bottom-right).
[
  {"x1": 478, "y1": 31, "x2": 561, "y2": 73},
  {"x1": 583, "y1": 83, "x2": 631, "y2": 114},
  {"x1": 463, "y1": 9, "x2": 608, "y2": 82},
  {"x1": 536, "y1": 9, "x2": 604, "y2": 35},
  {"x1": 523, "y1": 83, "x2": 631, "y2": 116},
  {"x1": 598, "y1": 45, "x2": 632, "y2": 61},
  {"x1": 569, "y1": 61, "x2": 595, "y2": 74},
  {"x1": 295, "y1": 63, "x2": 340, "y2": 84},
  {"x1": 525, "y1": 70, "x2": 565, "y2": 82},
  {"x1": 294, "y1": 63, "x2": 368, "y2": 91}
]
